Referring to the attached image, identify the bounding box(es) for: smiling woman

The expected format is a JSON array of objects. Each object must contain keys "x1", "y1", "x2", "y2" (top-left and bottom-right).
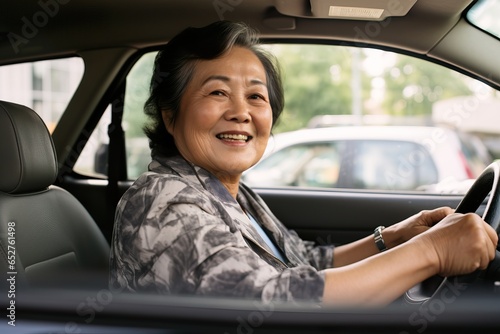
[
  {"x1": 162, "y1": 46, "x2": 274, "y2": 196},
  {"x1": 109, "y1": 21, "x2": 324, "y2": 301},
  {"x1": 141, "y1": 21, "x2": 284, "y2": 162},
  {"x1": 108, "y1": 20, "x2": 497, "y2": 306},
  {"x1": 3, "y1": 0, "x2": 500, "y2": 331}
]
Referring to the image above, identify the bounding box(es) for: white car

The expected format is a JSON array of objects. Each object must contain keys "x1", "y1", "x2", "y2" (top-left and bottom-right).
[{"x1": 243, "y1": 126, "x2": 492, "y2": 193}]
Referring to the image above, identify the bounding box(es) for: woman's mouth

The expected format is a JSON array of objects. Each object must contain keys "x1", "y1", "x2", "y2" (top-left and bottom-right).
[{"x1": 216, "y1": 133, "x2": 252, "y2": 142}]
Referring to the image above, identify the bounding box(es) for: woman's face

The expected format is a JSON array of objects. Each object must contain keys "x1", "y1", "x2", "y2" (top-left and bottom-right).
[{"x1": 163, "y1": 46, "x2": 273, "y2": 182}]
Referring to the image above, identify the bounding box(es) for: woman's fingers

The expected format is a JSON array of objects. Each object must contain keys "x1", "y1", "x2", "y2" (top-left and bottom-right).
[
  {"x1": 422, "y1": 212, "x2": 497, "y2": 276},
  {"x1": 483, "y1": 223, "x2": 498, "y2": 267},
  {"x1": 423, "y1": 207, "x2": 454, "y2": 226}
]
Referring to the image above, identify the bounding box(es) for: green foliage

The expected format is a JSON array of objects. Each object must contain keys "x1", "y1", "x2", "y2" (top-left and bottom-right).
[
  {"x1": 268, "y1": 44, "x2": 371, "y2": 133},
  {"x1": 123, "y1": 52, "x2": 156, "y2": 138},
  {"x1": 381, "y1": 56, "x2": 472, "y2": 116},
  {"x1": 270, "y1": 45, "x2": 475, "y2": 133}
]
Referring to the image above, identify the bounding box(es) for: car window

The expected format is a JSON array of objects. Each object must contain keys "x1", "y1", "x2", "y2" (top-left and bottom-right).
[
  {"x1": 246, "y1": 44, "x2": 497, "y2": 193},
  {"x1": 73, "y1": 53, "x2": 155, "y2": 178},
  {"x1": 297, "y1": 144, "x2": 342, "y2": 188},
  {"x1": 467, "y1": 0, "x2": 500, "y2": 39},
  {"x1": 123, "y1": 52, "x2": 156, "y2": 179},
  {"x1": 0, "y1": 57, "x2": 84, "y2": 132},
  {"x1": 244, "y1": 142, "x2": 343, "y2": 188},
  {"x1": 73, "y1": 108, "x2": 110, "y2": 177},
  {"x1": 348, "y1": 140, "x2": 438, "y2": 191},
  {"x1": 243, "y1": 139, "x2": 438, "y2": 191},
  {"x1": 76, "y1": 45, "x2": 499, "y2": 193}
]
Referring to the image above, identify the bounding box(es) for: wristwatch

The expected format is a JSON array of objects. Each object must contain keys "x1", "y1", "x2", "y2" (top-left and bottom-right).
[{"x1": 374, "y1": 226, "x2": 387, "y2": 252}]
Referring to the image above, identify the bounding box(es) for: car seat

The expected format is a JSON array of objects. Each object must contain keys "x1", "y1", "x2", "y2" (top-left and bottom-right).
[{"x1": 0, "y1": 100, "x2": 110, "y2": 289}]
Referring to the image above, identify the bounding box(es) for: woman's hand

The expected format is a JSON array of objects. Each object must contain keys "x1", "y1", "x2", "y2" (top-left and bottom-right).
[
  {"x1": 384, "y1": 207, "x2": 455, "y2": 249},
  {"x1": 324, "y1": 211, "x2": 498, "y2": 306},
  {"x1": 416, "y1": 212, "x2": 498, "y2": 277},
  {"x1": 333, "y1": 207, "x2": 456, "y2": 267},
  {"x1": 389, "y1": 207, "x2": 498, "y2": 276}
]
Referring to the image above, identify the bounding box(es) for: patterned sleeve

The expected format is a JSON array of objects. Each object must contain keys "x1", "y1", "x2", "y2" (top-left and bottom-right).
[{"x1": 296, "y1": 236, "x2": 335, "y2": 271}]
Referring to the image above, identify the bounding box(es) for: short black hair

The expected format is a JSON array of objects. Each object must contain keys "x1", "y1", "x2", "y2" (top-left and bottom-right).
[{"x1": 143, "y1": 21, "x2": 284, "y2": 157}]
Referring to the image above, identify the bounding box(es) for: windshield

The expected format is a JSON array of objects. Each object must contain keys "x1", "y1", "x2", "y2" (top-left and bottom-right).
[{"x1": 467, "y1": 0, "x2": 500, "y2": 39}]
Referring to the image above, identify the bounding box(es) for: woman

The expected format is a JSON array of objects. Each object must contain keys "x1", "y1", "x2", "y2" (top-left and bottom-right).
[{"x1": 109, "y1": 21, "x2": 497, "y2": 305}]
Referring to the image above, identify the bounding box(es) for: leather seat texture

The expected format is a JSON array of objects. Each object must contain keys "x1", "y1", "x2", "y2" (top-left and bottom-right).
[{"x1": 0, "y1": 100, "x2": 110, "y2": 289}]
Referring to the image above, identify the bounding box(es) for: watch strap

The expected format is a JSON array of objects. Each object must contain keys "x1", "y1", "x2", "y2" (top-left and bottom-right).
[{"x1": 374, "y1": 226, "x2": 387, "y2": 252}]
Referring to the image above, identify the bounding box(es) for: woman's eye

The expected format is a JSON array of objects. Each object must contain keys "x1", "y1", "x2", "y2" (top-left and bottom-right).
[
  {"x1": 210, "y1": 90, "x2": 225, "y2": 96},
  {"x1": 249, "y1": 94, "x2": 265, "y2": 101}
]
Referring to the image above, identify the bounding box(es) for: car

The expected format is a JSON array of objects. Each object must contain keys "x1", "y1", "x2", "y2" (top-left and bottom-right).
[
  {"x1": 1, "y1": 0, "x2": 500, "y2": 333},
  {"x1": 243, "y1": 126, "x2": 492, "y2": 192}
]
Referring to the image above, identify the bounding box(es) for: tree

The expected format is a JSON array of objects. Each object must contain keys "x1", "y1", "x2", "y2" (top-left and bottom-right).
[
  {"x1": 381, "y1": 56, "x2": 472, "y2": 116},
  {"x1": 269, "y1": 44, "x2": 370, "y2": 133}
]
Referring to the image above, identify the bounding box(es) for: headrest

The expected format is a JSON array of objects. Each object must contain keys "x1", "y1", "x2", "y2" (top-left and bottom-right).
[{"x1": 0, "y1": 100, "x2": 58, "y2": 194}]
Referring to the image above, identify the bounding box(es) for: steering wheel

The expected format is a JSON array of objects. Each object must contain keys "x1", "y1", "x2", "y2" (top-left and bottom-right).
[{"x1": 405, "y1": 161, "x2": 500, "y2": 305}]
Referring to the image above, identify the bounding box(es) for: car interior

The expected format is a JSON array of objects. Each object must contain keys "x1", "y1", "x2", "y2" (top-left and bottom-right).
[
  {"x1": 0, "y1": 100, "x2": 109, "y2": 289},
  {"x1": 1, "y1": 0, "x2": 500, "y2": 333}
]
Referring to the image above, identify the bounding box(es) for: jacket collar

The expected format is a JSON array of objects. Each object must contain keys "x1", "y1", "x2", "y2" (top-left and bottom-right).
[
  {"x1": 150, "y1": 154, "x2": 288, "y2": 264},
  {"x1": 150, "y1": 154, "x2": 235, "y2": 204}
]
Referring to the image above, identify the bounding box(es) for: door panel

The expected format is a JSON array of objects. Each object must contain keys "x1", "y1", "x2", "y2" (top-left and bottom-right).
[
  {"x1": 255, "y1": 188, "x2": 475, "y2": 246},
  {"x1": 61, "y1": 176, "x2": 483, "y2": 247}
]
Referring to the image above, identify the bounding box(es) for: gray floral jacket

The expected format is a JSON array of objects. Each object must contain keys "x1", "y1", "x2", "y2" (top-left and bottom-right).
[{"x1": 109, "y1": 154, "x2": 334, "y2": 302}]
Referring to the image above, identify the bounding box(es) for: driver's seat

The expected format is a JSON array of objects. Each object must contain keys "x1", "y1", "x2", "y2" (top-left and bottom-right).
[{"x1": 0, "y1": 100, "x2": 110, "y2": 288}]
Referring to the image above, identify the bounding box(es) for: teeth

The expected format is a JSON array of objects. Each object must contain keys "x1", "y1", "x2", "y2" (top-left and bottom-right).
[{"x1": 217, "y1": 134, "x2": 249, "y2": 141}]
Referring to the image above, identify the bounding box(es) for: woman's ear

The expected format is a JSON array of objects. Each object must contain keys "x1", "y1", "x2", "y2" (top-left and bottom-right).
[{"x1": 161, "y1": 110, "x2": 175, "y2": 135}]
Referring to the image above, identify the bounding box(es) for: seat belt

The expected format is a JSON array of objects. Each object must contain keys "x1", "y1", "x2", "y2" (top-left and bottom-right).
[{"x1": 107, "y1": 87, "x2": 128, "y2": 235}]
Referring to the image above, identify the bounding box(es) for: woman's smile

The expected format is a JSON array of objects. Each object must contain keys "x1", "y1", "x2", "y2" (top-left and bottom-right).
[
  {"x1": 216, "y1": 132, "x2": 252, "y2": 144},
  {"x1": 165, "y1": 46, "x2": 273, "y2": 187}
]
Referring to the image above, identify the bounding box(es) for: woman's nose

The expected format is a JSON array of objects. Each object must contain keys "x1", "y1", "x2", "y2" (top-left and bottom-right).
[{"x1": 225, "y1": 97, "x2": 251, "y2": 123}]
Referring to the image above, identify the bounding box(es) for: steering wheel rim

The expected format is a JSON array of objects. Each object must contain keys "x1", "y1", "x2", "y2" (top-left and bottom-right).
[
  {"x1": 455, "y1": 161, "x2": 500, "y2": 231},
  {"x1": 405, "y1": 161, "x2": 500, "y2": 305}
]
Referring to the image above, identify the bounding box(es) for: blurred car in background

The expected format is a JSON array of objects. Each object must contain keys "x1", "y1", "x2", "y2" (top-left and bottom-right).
[{"x1": 243, "y1": 126, "x2": 492, "y2": 193}]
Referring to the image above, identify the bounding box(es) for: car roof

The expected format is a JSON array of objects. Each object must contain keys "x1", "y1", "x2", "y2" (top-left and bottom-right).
[{"x1": 268, "y1": 126, "x2": 462, "y2": 150}]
